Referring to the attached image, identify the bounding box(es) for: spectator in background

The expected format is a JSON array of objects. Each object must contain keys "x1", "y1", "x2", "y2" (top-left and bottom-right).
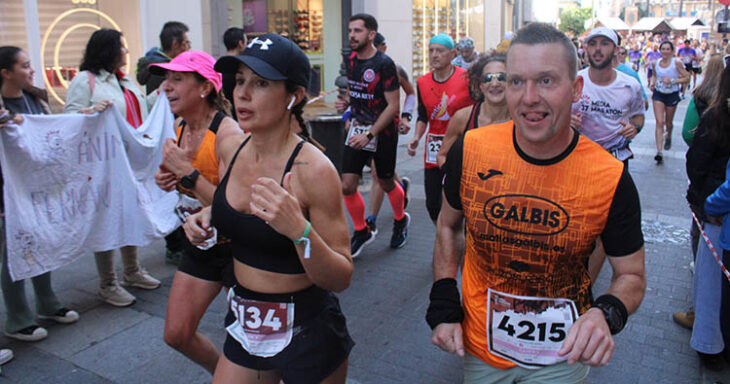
[
  {"x1": 136, "y1": 21, "x2": 190, "y2": 95},
  {"x1": 452, "y1": 37, "x2": 479, "y2": 70},
  {"x1": 65, "y1": 29, "x2": 160, "y2": 308},
  {"x1": 674, "y1": 53, "x2": 727, "y2": 332},
  {"x1": 221, "y1": 27, "x2": 246, "y2": 120},
  {"x1": 0, "y1": 46, "x2": 79, "y2": 342},
  {"x1": 136, "y1": 21, "x2": 192, "y2": 265},
  {"x1": 684, "y1": 64, "x2": 730, "y2": 372}
]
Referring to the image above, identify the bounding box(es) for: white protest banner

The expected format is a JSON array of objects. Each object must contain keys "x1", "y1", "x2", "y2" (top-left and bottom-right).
[{"x1": 0, "y1": 94, "x2": 179, "y2": 281}]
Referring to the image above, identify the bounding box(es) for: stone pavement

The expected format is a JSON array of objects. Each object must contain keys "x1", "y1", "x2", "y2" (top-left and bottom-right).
[{"x1": 1, "y1": 88, "x2": 730, "y2": 384}]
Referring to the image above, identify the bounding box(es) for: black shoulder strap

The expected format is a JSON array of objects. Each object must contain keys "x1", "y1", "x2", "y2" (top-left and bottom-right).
[
  {"x1": 280, "y1": 141, "x2": 306, "y2": 185},
  {"x1": 465, "y1": 102, "x2": 479, "y2": 132},
  {"x1": 176, "y1": 120, "x2": 186, "y2": 146},
  {"x1": 472, "y1": 101, "x2": 482, "y2": 129},
  {"x1": 177, "y1": 111, "x2": 225, "y2": 146},
  {"x1": 221, "y1": 136, "x2": 251, "y2": 181},
  {"x1": 208, "y1": 111, "x2": 226, "y2": 134}
]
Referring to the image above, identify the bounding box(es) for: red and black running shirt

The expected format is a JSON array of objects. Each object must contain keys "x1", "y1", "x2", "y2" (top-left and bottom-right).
[
  {"x1": 346, "y1": 51, "x2": 400, "y2": 134},
  {"x1": 416, "y1": 66, "x2": 473, "y2": 168}
]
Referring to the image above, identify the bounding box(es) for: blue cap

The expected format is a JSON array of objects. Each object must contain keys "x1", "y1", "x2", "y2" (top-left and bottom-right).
[{"x1": 429, "y1": 34, "x2": 454, "y2": 50}]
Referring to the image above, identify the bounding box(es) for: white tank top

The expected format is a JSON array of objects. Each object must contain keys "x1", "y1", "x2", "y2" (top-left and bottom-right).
[{"x1": 654, "y1": 58, "x2": 680, "y2": 94}]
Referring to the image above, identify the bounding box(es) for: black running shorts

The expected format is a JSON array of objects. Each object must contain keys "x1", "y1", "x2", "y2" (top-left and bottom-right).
[
  {"x1": 342, "y1": 128, "x2": 398, "y2": 180},
  {"x1": 652, "y1": 91, "x2": 681, "y2": 107},
  {"x1": 223, "y1": 284, "x2": 354, "y2": 384},
  {"x1": 178, "y1": 240, "x2": 234, "y2": 287}
]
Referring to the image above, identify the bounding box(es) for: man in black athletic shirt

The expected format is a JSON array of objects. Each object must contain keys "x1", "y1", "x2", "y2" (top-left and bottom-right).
[{"x1": 337, "y1": 14, "x2": 409, "y2": 258}]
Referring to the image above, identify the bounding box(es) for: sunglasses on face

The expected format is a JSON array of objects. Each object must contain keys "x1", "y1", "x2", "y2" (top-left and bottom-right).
[{"x1": 481, "y1": 72, "x2": 507, "y2": 83}]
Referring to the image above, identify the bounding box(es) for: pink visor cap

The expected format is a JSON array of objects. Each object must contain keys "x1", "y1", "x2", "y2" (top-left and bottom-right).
[{"x1": 149, "y1": 50, "x2": 223, "y2": 92}]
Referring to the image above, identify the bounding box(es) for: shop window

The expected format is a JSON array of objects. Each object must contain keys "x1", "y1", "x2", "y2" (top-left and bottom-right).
[
  {"x1": 412, "y1": 0, "x2": 483, "y2": 78},
  {"x1": 242, "y1": 0, "x2": 323, "y2": 54}
]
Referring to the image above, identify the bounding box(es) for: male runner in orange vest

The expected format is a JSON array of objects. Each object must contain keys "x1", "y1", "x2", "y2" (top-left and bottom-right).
[{"x1": 428, "y1": 23, "x2": 646, "y2": 382}]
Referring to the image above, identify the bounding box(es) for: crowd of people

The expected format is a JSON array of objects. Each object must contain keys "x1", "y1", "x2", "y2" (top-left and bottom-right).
[{"x1": 0, "y1": 8, "x2": 729, "y2": 382}]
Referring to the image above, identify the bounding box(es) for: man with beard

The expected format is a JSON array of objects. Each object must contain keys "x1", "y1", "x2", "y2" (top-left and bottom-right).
[
  {"x1": 570, "y1": 28, "x2": 644, "y2": 168},
  {"x1": 407, "y1": 34, "x2": 473, "y2": 223},
  {"x1": 336, "y1": 13, "x2": 408, "y2": 257},
  {"x1": 429, "y1": 23, "x2": 645, "y2": 382}
]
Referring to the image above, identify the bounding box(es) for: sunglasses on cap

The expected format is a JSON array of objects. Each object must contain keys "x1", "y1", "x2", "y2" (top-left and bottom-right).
[{"x1": 481, "y1": 72, "x2": 507, "y2": 84}]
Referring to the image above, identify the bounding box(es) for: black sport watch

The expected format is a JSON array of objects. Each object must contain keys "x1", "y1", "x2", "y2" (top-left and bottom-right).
[
  {"x1": 593, "y1": 295, "x2": 628, "y2": 335},
  {"x1": 180, "y1": 169, "x2": 200, "y2": 189}
]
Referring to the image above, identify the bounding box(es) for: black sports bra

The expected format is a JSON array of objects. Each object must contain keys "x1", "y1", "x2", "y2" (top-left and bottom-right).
[{"x1": 211, "y1": 137, "x2": 306, "y2": 274}]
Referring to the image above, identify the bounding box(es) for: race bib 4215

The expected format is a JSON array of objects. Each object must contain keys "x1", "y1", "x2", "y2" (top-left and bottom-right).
[{"x1": 486, "y1": 288, "x2": 578, "y2": 369}]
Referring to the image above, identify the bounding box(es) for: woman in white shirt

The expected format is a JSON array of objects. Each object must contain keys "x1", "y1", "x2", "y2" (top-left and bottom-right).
[{"x1": 65, "y1": 29, "x2": 160, "y2": 307}]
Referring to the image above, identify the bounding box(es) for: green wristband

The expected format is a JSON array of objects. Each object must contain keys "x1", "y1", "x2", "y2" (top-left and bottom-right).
[
  {"x1": 293, "y1": 220, "x2": 312, "y2": 259},
  {"x1": 294, "y1": 220, "x2": 311, "y2": 245}
]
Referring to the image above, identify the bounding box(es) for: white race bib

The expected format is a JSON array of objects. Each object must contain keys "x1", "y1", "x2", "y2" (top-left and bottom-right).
[
  {"x1": 226, "y1": 289, "x2": 295, "y2": 358},
  {"x1": 487, "y1": 288, "x2": 578, "y2": 369},
  {"x1": 346, "y1": 121, "x2": 378, "y2": 152},
  {"x1": 426, "y1": 133, "x2": 444, "y2": 165}
]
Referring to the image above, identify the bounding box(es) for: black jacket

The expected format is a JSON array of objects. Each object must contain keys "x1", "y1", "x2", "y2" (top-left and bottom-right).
[
  {"x1": 686, "y1": 107, "x2": 730, "y2": 217},
  {"x1": 136, "y1": 47, "x2": 170, "y2": 95}
]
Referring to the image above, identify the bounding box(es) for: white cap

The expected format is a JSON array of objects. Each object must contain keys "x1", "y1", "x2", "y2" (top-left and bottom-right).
[{"x1": 584, "y1": 27, "x2": 618, "y2": 46}]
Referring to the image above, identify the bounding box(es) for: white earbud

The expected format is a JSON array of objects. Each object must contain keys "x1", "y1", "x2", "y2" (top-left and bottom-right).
[{"x1": 287, "y1": 96, "x2": 296, "y2": 110}]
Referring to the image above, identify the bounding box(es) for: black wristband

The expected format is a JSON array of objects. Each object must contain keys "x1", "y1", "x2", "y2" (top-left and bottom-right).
[
  {"x1": 593, "y1": 294, "x2": 628, "y2": 335},
  {"x1": 425, "y1": 278, "x2": 464, "y2": 330}
]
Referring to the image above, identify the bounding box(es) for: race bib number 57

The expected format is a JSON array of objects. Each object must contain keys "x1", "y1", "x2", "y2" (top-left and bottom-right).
[{"x1": 487, "y1": 289, "x2": 578, "y2": 369}]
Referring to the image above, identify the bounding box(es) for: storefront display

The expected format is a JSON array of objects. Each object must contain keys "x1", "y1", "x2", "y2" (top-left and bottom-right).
[
  {"x1": 243, "y1": 0, "x2": 323, "y2": 54},
  {"x1": 412, "y1": 0, "x2": 484, "y2": 78}
]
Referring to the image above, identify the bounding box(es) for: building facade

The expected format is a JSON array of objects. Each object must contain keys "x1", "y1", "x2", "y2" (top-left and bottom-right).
[{"x1": 1, "y1": 0, "x2": 523, "y2": 110}]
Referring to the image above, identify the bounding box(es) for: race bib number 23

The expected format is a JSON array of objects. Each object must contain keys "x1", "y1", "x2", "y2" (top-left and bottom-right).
[{"x1": 486, "y1": 288, "x2": 578, "y2": 369}]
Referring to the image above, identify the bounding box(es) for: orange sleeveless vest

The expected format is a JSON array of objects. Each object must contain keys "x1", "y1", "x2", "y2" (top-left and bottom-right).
[{"x1": 459, "y1": 121, "x2": 624, "y2": 368}]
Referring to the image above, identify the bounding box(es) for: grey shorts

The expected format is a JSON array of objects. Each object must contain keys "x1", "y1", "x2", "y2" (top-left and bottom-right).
[{"x1": 463, "y1": 352, "x2": 589, "y2": 384}]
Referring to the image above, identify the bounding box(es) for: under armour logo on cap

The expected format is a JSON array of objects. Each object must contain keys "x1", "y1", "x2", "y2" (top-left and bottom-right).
[{"x1": 248, "y1": 37, "x2": 273, "y2": 50}]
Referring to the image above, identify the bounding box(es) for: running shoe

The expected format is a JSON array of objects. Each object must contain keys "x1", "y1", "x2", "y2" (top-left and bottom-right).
[
  {"x1": 99, "y1": 282, "x2": 136, "y2": 307},
  {"x1": 38, "y1": 307, "x2": 79, "y2": 324},
  {"x1": 122, "y1": 268, "x2": 161, "y2": 290},
  {"x1": 4, "y1": 325, "x2": 47, "y2": 342},
  {"x1": 654, "y1": 152, "x2": 663, "y2": 165},
  {"x1": 366, "y1": 215, "x2": 378, "y2": 236},
  {"x1": 664, "y1": 136, "x2": 672, "y2": 151},
  {"x1": 390, "y1": 212, "x2": 411, "y2": 249},
  {"x1": 0, "y1": 349, "x2": 13, "y2": 366},
  {"x1": 351, "y1": 228, "x2": 375, "y2": 258},
  {"x1": 401, "y1": 177, "x2": 411, "y2": 210}
]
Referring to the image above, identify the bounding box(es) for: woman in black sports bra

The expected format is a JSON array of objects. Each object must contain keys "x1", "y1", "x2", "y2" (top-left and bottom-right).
[
  {"x1": 183, "y1": 33, "x2": 353, "y2": 384},
  {"x1": 437, "y1": 54, "x2": 510, "y2": 168}
]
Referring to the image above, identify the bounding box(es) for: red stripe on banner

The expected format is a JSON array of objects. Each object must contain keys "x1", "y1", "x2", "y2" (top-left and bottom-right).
[{"x1": 690, "y1": 210, "x2": 730, "y2": 283}]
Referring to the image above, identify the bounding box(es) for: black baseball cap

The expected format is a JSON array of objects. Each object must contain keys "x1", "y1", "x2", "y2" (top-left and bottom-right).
[{"x1": 214, "y1": 33, "x2": 310, "y2": 88}]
